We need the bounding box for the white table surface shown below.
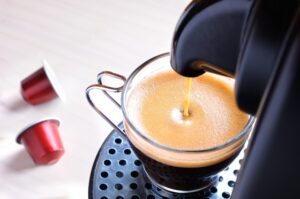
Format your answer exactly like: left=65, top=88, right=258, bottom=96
left=0, top=0, right=188, bottom=198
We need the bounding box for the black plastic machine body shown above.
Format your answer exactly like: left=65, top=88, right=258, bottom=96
left=170, top=0, right=300, bottom=198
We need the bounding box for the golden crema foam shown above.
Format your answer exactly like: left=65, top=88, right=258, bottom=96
left=125, top=70, right=249, bottom=168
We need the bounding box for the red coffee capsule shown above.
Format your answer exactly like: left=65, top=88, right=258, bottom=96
left=16, top=118, right=64, bottom=165
left=21, top=60, right=65, bottom=105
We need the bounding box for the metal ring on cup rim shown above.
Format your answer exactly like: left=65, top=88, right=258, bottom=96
left=16, top=117, right=61, bottom=144
left=121, top=52, right=256, bottom=153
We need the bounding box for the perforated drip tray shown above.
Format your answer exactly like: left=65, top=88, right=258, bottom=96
left=89, top=123, right=245, bottom=199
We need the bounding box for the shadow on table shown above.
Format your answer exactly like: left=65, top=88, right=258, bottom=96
left=0, top=90, right=29, bottom=112
left=7, top=149, right=35, bottom=171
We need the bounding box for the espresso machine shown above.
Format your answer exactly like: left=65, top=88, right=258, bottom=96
left=170, top=0, right=300, bottom=198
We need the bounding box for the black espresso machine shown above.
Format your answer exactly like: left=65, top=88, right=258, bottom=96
left=170, top=0, right=300, bottom=198
left=87, top=0, right=300, bottom=198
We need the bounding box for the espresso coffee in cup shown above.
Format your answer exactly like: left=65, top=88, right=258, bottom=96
left=86, top=53, right=254, bottom=195
left=124, top=70, right=250, bottom=192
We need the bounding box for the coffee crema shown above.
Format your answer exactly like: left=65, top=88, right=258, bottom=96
left=125, top=70, right=249, bottom=168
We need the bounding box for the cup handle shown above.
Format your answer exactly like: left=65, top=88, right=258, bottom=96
left=86, top=71, right=127, bottom=135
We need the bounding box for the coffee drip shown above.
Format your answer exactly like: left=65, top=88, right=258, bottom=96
left=183, top=77, right=192, bottom=118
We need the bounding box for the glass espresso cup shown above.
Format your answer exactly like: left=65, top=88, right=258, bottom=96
left=86, top=53, right=254, bottom=195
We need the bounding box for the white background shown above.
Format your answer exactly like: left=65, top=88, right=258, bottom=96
left=0, top=0, right=188, bottom=198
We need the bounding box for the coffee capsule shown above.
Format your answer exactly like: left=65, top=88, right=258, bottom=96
left=16, top=118, right=64, bottom=165
left=21, top=60, right=65, bottom=105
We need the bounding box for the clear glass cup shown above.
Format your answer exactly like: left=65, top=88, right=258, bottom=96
left=86, top=53, right=255, bottom=196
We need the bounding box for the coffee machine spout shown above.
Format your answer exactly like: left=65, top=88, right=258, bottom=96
left=170, top=0, right=251, bottom=77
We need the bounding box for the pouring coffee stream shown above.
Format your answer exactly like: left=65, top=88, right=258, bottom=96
left=182, top=64, right=234, bottom=119
left=183, top=77, right=192, bottom=117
